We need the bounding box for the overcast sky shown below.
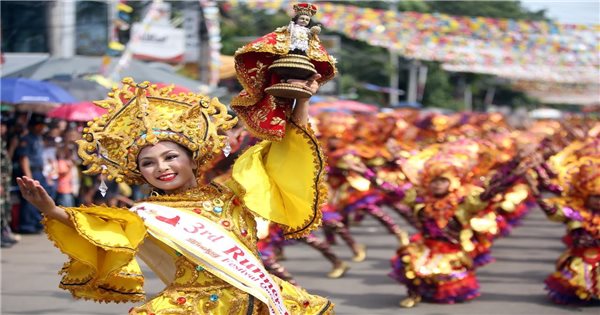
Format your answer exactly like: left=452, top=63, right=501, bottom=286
left=520, top=0, right=600, bottom=25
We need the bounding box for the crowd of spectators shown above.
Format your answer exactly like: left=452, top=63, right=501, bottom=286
left=0, top=112, right=139, bottom=248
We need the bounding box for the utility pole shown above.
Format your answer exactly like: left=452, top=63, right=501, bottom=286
left=407, top=60, right=418, bottom=103
left=49, top=0, right=76, bottom=58
left=464, top=84, right=473, bottom=111
left=388, top=0, right=399, bottom=106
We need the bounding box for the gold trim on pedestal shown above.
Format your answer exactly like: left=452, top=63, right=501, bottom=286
left=268, top=54, right=317, bottom=80
left=265, top=83, right=312, bottom=99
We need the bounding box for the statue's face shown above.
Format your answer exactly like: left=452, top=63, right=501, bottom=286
left=297, top=15, right=310, bottom=27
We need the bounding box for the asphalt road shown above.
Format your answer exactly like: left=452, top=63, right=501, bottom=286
left=1, top=207, right=597, bottom=314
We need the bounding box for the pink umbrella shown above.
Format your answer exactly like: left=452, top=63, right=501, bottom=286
left=154, top=82, right=192, bottom=94
left=46, top=101, right=108, bottom=122
left=309, top=99, right=378, bottom=115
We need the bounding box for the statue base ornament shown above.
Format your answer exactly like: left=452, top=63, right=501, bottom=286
left=265, top=54, right=317, bottom=99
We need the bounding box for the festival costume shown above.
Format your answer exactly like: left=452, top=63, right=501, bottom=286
left=257, top=222, right=298, bottom=286
left=327, top=149, right=406, bottom=241
left=536, top=139, right=600, bottom=305
left=389, top=185, right=486, bottom=304
left=388, top=140, right=520, bottom=306
left=321, top=203, right=366, bottom=263
left=43, top=79, right=334, bottom=315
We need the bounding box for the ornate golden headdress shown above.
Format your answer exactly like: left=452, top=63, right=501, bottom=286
left=421, top=156, right=469, bottom=192
left=77, top=78, right=237, bottom=185
left=554, top=151, right=600, bottom=199
left=402, top=139, right=480, bottom=193
left=293, top=2, right=317, bottom=17
left=572, top=157, right=600, bottom=198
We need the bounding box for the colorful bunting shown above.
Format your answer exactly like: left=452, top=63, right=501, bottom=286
left=237, top=1, right=599, bottom=84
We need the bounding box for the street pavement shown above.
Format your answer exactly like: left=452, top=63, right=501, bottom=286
left=1, top=207, right=597, bottom=314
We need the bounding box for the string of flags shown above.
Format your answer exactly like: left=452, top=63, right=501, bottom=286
left=237, top=1, right=599, bottom=84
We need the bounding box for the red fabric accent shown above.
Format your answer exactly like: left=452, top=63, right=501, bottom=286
left=11, top=203, right=20, bottom=231
left=155, top=215, right=181, bottom=227
left=410, top=233, right=423, bottom=242
left=257, top=239, right=268, bottom=251
left=562, top=234, right=573, bottom=247
left=434, top=271, right=479, bottom=302
left=345, top=189, right=378, bottom=204
left=571, top=247, right=600, bottom=264
left=232, top=96, right=290, bottom=140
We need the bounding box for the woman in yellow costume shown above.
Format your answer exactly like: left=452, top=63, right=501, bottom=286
left=16, top=76, right=334, bottom=315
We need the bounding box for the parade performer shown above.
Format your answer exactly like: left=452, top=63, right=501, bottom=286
left=388, top=142, right=528, bottom=308
left=328, top=150, right=407, bottom=244
left=257, top=216, right=352, bottom=281
left=321, top=201, right=366, bottom=263
left=16, top=77, right=334, bottom=315
left=531, top=139, right=600, bottom=305
left=256, top=220, right=298, bottom=286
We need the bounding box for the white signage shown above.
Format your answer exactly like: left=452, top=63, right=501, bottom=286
left=130, top=22, right=185, bottom=63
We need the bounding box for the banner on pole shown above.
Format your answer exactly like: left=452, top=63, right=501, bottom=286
left=130, top=23, right=185, bottom=63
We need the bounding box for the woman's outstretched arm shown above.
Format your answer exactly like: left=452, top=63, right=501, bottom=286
left=16, top=176, right=74, bottom=228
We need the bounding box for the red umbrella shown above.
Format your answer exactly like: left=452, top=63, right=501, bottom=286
left=46, top=101, right=108, bottom=122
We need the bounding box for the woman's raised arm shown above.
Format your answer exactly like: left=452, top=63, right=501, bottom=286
left=16, top=176, right=73, bottom=228
left=289, top=73, right=322, bottom=127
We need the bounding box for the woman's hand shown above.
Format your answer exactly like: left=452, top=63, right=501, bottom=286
left=17, top=176, right=72, bottom=227
left=288, top=73, right=322, bottom=126
left=17, top=176, right=56, bottom=214
left=287, top=73, right=321, bottom=97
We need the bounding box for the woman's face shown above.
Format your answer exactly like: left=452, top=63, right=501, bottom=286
left=297, top=14, right=310, bottom=27
left=138, top=141, right=197, bottom=194
left=429, top=177, right=451, bottom=197
left=586, top=194, right=600, bottom=213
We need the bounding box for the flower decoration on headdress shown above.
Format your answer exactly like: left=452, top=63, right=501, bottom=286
left=293, top=2, right=317, bottom=17
left=549, top=138, right=600, bottom=174
left=77, top=78, right=237, bottom=185
left=552, top=138, right=600, bottom=199
left=571, top=157, right=600, bottom=198
left=553, top=156, right=600, bottom=200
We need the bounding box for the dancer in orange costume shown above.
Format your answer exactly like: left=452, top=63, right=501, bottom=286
left=531, top=138, right=600, bottom=305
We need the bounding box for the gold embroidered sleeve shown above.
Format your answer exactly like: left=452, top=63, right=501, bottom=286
left=455, top=186, right=488, bottom=225
left=231, top=122, right=326, bottom=239
left=44, top=205, right=147, bottom=303
left=401, top=187, right=418, bottom=207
